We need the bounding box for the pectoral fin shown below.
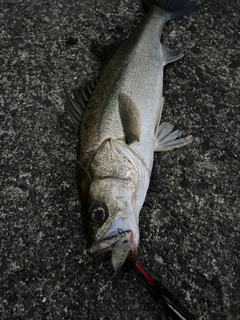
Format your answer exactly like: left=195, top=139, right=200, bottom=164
left=118, top=93, right=141, bottom=145
left=155, top=122, right=193, bottom=151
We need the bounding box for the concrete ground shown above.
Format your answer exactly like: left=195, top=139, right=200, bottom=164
left=1, top=0, right=239, bottom=319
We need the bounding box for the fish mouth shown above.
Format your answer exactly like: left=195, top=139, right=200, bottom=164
left=88, top=230, right=138, bottom=270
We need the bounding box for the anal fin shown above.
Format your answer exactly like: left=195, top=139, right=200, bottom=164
left=162, top=44, right=184, bottom=65
left=155, top=122, right=192, bottom=151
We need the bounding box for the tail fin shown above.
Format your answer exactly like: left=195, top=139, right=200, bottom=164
left=143, top=0, right=198, bottom=20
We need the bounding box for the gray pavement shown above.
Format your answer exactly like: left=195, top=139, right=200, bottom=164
left=1, top=0, right=239, bottom=319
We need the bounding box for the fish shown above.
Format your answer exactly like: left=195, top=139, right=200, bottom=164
left=62, top=0, right=198, bottom=271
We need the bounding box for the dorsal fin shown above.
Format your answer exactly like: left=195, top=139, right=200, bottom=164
left=91, top=36, right=123, bottom=63
left=118, top=93, right=141, bottom=145
left=73, top=79, right=96, bottom=107
left=61, top=79, right=97, bottom=130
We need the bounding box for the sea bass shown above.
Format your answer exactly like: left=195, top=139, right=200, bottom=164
left=62, top=0, right=197, bottom=271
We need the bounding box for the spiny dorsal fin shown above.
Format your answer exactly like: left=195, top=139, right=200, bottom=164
left=60, top=90, right=83, bottom=129
left=61, top=79, right=97, bottom=130
left=162, top=44, right=184, bottom=65
left=74, top=79, right=96, bottom=107
left=118, top=93, right=141, bottom=145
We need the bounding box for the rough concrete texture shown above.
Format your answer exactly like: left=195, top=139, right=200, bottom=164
left=1, top=0, right=239, bottom=319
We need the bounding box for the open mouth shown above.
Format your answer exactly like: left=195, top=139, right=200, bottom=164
left=88, top=230, right=134, bottom=270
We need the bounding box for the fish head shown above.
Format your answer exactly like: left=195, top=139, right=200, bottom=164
left=88, top=176, right=139, bottom=270
left=80, top=138, right=149, bottom=270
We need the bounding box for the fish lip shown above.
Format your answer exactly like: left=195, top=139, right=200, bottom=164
left=88, top=229, right=138, bottom=271
left=87, top=235, right=118, bottom=257
left=87, top=230, right=132, bottom=257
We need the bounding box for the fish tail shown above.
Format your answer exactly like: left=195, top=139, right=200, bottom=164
left=143, top=0, right=198, bottom=20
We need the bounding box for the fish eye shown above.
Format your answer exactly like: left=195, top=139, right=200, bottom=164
left=89, top=202, right=108, bottom=224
